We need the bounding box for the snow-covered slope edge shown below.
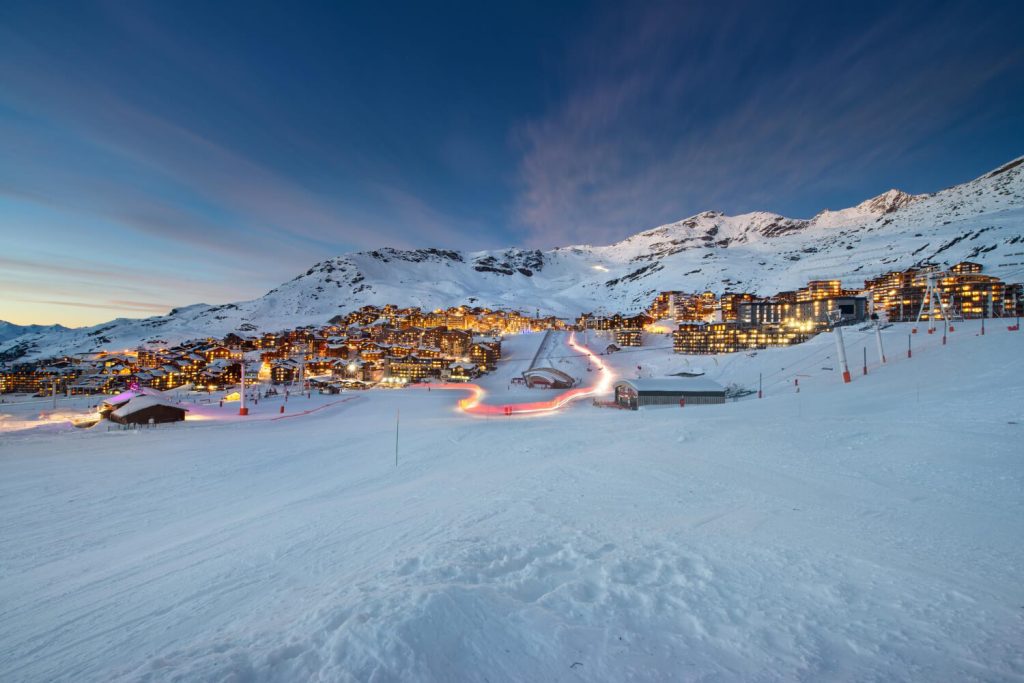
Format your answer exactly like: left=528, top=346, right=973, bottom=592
left=4, top=155, right=1022, bottom=361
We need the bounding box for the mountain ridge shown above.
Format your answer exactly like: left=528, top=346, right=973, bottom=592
left=4, top=155, right=1022, bottom=362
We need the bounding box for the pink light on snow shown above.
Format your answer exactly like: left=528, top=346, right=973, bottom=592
left=431, top=332, right=615, bottom=417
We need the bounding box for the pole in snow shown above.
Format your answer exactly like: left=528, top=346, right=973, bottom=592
left=833, top=323, right=852, bottom=383
left=52, top=380, right=57, bottom=409
left=239, top=361, right=248, bottom=416
left=942, top=320, right=947, bottom=346
left=758, top=372, right=763, bottom=399
left=907, top=334, right=912, bottom=359
left=927, top=272, right=937, bottom=334
left=395, top=408, right=400, bottom=467
left=863, top=347, right=868, bottom=375
left=874, top=321, right=886, bottom=364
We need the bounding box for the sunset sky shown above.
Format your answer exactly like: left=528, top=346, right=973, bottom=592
left=2, top=0, right=1022, bottom=326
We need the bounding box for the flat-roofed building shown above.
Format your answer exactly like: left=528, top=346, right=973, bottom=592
left=613, top=378, right=725, bottom=409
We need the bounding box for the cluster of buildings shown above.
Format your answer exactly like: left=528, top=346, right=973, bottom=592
left=0, top=305, right=544, bottom=396
left=583, top=261, right=1020, bottom=356
left=4, top=263, right=1022, bottom=395
left=257, top=305, right=519, bottom=387
left=864, top=261, right=1023, bottom=321
left=0, top=341, right=245, bottom=396
left=628, top=279, right=865, bottom=355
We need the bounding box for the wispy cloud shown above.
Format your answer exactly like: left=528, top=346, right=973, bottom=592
left=513, top=2, right=1024, bottom=247
left=0, top=16, right=483, bottom=268
left=18, top=298, right=171, bottom=314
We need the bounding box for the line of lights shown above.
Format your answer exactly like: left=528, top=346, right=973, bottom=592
left=426, top=332, right=615, bottom=417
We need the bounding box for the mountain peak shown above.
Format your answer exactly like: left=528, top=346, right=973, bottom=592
left=857, top=189, right=923, bottom=215
left=3, top=155, right=1022, bottom=363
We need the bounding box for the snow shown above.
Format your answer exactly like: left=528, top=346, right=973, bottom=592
left=615, top=377, right=724, bottom=393
left=1, top=323, right=1022, bottom=680
left=4, top=155, right=1022, bottom=362
left=109, top=394, right=188, bottom=419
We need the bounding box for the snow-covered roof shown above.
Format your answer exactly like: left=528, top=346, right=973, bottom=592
left=110, top=395, right=188, bottom=419
left=472, top=336, right=501, bottom=345
left=616, top=378, right=724, bottom=394
left=104, top=389, right=140, bottom=405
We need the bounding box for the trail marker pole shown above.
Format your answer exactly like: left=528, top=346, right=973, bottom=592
left=395, top=408, right=400, bottom=467
left=239, top=361, right=248, bottom=416
left=907, top=334, right=912, bottom=359
left=833, top=324, right=852, bottom=383
left=863, top=347, right=868, bottom=375
left=758, top=373, right=763, bottom=399
left=874, top=321, right=886, bottom=364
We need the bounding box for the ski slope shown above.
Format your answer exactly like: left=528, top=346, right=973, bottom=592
left=1, top=324, right=1022, bottom=681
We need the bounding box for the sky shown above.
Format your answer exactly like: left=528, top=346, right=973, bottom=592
left=1, top=0, right=1022, bottom=327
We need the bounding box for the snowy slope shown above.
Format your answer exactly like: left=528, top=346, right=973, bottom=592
left=0, top=321, right=69, bottom=345
left=0, top=323, right=1021, bottom=680
left=4, top=156, right=1022, bottom=361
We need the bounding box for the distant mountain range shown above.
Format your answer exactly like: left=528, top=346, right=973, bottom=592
left=0, top=322, right=70, bottom=346
left=4, top=156, right=1022, bottom=362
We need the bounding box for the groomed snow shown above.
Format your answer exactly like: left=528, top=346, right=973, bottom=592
left=1, top=324, right=1022, bottom=681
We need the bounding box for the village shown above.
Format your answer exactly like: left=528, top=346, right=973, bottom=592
left=1, top=260, right=1021, bottom=426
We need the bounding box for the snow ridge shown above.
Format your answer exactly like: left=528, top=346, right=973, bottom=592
left=3, top=156, right=1023, bottom=361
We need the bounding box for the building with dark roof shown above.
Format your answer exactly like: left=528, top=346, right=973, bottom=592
left=614, top=378, right=725, bottom=409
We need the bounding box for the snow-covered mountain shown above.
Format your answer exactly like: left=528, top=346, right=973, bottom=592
left=0, top=322, right=70, bottom=345
left=4, top=156, right=1023, bottom=361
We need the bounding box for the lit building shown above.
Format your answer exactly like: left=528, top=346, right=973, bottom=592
left=614, top=329, right=642, bottom=347
left=673, top=322, right=810, bottom=355
left=865, top=263, right=1013, bottom=321
left=719, top=292, right=755, bottom=321
left=470, top=338, right=501, bottom=371
left=796, top=280, right=844, bottom=302
left=736, top=297, right=866, bottom=328
left=648, top=291, right=684, bottom=320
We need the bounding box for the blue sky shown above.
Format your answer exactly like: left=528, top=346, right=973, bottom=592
left=1, top=0, right=1022, bottom=326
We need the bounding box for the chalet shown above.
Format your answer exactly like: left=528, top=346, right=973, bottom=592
left=614, top=329, right=642, bottom=347
left=99, top=390, right=137, bottom=417
left=202, top=345, right=235, bottom=362
left=387, top=355, right=447, bottom=382
left=445, top=361, right=479, bottom=382
left=271, top=360, right=300, bottom=384
left=68, top=373, right=115, bottom=395
left=333, top=358, right=375, bottom=382
left=470, top=336, right=501, bottom=371
left=109, top=395, right=188, bottom=425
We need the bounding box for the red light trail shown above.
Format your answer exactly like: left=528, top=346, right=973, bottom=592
left=426, top=332, right=615, bottom=417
